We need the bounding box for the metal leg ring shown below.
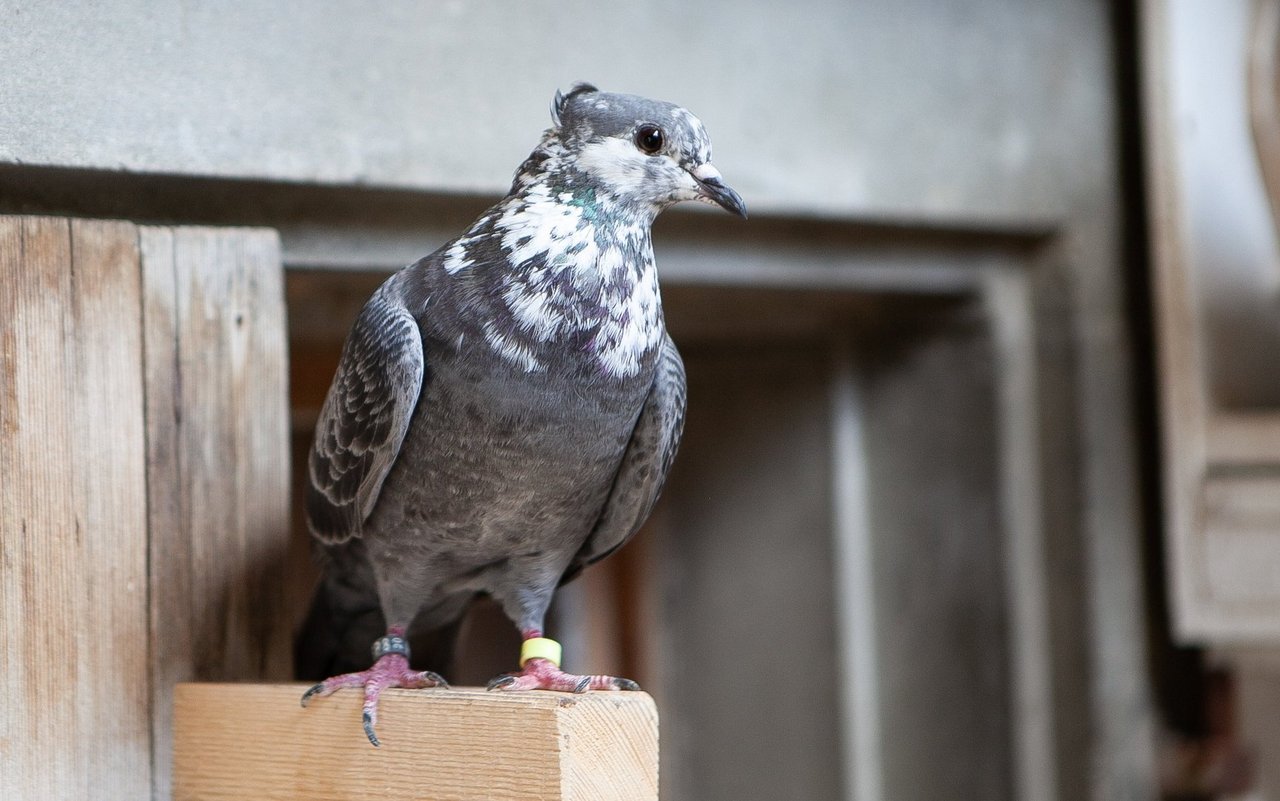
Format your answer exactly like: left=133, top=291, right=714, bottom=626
left=372, top=634, right=411, bottom=661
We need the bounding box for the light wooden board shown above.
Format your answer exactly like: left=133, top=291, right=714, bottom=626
left=140, top=225, right=293, bottom=799
left=172, top=684, right=658, bottom=801
left=1, top=214, right=293, bottom=801
left=0, top=216, right=151, bottom=801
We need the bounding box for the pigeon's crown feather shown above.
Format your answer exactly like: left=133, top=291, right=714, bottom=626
left=550, top=82, right=599, bottom=128
left=551, top=84, right=712, bottom=167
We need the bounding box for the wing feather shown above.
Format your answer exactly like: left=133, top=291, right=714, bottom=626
left=562, top=334, right=686, bottom=583
left=305, top=283, right=425, bottom=545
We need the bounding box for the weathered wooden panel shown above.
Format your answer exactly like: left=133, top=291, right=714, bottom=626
left=141, top=225, right=292, bottom=800
left=0, top=217, right=151, bottom=800
left=0, top=214, right=291, bottom=801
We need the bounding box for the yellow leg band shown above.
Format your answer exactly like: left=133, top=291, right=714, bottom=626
left=519, top=637, right=562, bottom=668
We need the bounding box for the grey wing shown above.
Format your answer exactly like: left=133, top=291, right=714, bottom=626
left=305, top=285, right=425, bottom=545
left=562, top=334, right=687, bottom=584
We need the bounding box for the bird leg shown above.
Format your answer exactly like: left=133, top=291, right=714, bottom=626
left=486, top=630, right=640, bottom=693
left=299, top=629, right=447, bottom=747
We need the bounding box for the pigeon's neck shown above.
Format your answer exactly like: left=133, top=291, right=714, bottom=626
left=510, top=132, right=659, bottom=226
left=436, top=164, right=664, bottom=380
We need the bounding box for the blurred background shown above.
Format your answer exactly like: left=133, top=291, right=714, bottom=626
left=6, top=0, right=1280, bottom=799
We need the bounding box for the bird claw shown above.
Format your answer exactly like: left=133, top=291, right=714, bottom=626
left=299, top=682, right=327, bottom=708
left=486, top=675, right=517, bottom=691
left=417, top=670, right=450, bottom=689
left=300, top=653, right=446, bottom=747
left=363, top=710, right=380, bottom=748
left=485, top=658, right=640, bottom=693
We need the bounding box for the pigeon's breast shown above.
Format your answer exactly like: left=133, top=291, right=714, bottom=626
left=440, top=189, right=665, bottom=381
left=483, top=240, right=664, bottom=381
left=368, top=194, right=666, bottom=564
left=365, top=346, right=655, bottom=566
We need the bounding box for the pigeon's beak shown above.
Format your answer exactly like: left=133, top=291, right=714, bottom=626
left=690, top=163, right=748, bottom=219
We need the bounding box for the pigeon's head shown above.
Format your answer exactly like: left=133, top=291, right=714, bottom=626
left=547, top=83, right=747, bottom=220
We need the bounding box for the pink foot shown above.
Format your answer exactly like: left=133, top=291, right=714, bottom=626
left=485, top=657, right=640, bottom=693
left=300, top=653, right=447, bottom=747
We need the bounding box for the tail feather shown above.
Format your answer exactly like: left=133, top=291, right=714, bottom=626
left=294, top=541, right=384, bottom=680
left=293, top=539, right=466, bottom=681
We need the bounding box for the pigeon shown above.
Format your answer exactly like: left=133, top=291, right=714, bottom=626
left=295, top=83, right=746, bottom=746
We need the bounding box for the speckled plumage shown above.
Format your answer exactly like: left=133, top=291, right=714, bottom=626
left=295, top=85, right=744, bottom=707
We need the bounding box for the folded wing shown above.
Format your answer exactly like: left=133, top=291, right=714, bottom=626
left=563, top=334, right=687, bottom=583
left=306, top=285, right=425, bottom=545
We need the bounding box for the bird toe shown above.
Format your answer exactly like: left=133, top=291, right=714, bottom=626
left=362, top=710, right=381, bottom=748
left=416, top=670, right=449, bottom=689
left=486, top=675, right=518, bottom=691
left=300, top=683, right=326, bottom=708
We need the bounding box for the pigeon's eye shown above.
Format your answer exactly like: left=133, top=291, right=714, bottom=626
left=634, top=124, right=665, bottom=155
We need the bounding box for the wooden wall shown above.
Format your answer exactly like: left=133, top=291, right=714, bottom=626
left=0, top=216, right=292, bottom=801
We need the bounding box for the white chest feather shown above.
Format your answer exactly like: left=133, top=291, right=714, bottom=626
left=462, top=188, right=663, bottom=377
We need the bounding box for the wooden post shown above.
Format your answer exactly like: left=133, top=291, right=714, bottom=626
left=0, top=215, right=292, bottom=801
left=1, top=217, right=152, bottom=801
left=140, top=225, right=294, bottom=798
left=172, top=684, right=659, bottom=801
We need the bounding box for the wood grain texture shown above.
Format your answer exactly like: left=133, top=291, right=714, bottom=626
left=172, top=684, right=658, bottom=801
left=0, top=216, right=151, bottom=801
left=141, top=225, right=293, bottom=800
left=2, top=215, right=293, bottom=800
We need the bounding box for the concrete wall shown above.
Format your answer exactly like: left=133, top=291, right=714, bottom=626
left=3, top=0, right=1110, bottom=223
